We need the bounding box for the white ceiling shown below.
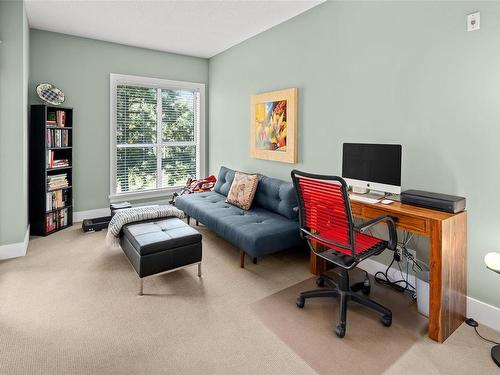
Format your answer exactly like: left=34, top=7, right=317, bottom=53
left=25, top=0, right=324, bottom=58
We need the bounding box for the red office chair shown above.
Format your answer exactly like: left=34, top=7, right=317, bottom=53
left=291, top=170, right=397, bottom=338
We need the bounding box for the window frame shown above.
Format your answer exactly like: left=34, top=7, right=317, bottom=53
left=109, top=73, right=206, bottom=202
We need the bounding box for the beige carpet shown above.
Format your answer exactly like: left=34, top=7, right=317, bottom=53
left=0, top=222, right=498, bottom=374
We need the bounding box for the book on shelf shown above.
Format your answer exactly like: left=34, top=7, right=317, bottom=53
left=47, top=112, right=56, bottom=121
left=46, top=190, right=68, bottom=212
left=45, top=207, right=69, bottom=232
left=46, top=128, right=69, bottom=148
left=52, top=159, right=69, bottom=168
left=46, top=150, right=70, bottom=168
left=47, top=173, right=69, bottom=190
left=56, top=110, right=66, bottom=127
left=47, top=111, right=66, bottom=128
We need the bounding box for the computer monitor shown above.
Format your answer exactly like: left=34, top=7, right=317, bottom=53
left=342, top=143, right=402, bottom=195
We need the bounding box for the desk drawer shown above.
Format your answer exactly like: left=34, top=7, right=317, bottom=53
left=363, top=207, right=429, bottom=234
left=350, top=203, right=362, bottom=217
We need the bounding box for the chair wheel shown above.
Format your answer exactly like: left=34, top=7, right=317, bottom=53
left=296, top=297, right=305, bottom=308
left=335, top=325, right=346, bottom=338
left=316, top=277, right=325, bottom=287
left=381, top=315, right=392, bottom=327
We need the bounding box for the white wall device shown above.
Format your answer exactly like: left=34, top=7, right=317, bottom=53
left=467, top=12, right=480, bottom=32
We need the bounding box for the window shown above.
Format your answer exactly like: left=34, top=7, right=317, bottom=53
left=110, top=74, right=205, bottom=201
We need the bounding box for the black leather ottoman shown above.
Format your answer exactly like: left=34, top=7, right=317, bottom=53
left=120, top=217, right=202, bottom=295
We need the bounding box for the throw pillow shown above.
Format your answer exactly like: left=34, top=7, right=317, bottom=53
left=226, top=171, right=259, bottom=210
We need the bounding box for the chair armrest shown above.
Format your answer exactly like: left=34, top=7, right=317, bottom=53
left=355, top=216, right=398, bottom=250
left=300, top=228, right=354, bottom=254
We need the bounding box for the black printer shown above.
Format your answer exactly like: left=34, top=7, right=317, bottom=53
left=401, top=190, right=466, bottom=214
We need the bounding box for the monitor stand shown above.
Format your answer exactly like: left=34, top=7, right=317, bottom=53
left=351, top=187, right=386, bottom=199
left=352, top=186, right=369, bottom=194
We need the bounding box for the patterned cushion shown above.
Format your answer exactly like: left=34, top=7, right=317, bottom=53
left=226, top=172, right=259, bottom=210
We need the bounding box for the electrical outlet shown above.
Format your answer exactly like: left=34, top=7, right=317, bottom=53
left=467, top=12, right=480, bottom=32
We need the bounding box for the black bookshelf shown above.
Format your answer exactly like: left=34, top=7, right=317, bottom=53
left=29, top=105, right=73, bottom=236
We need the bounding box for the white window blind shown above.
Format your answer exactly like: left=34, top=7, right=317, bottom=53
left=110, top=75, right=204, bottom=199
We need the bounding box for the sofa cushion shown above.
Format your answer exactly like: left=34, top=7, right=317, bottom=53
left=214, top=166, right=297, bottom=219
left=176, top=191, right=302, bottom=257
left=217, top=208, right=301, bottom=257
left=226, top=171, right=259, bottom=210
left=214, top=166, right=235, bottom=196
left=253, top=175, right=298, bottom=220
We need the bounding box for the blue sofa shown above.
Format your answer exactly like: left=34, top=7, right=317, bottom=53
left=175, top=166, right=303, bottom=267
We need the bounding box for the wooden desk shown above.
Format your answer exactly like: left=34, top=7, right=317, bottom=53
left=310, top=199, right=467, bottom=343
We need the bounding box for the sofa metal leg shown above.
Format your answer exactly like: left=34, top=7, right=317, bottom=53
left=240, top=250, right=245, bottom=268
left=187, top=216, right=190, bottom=225
left=196, top=220, right=199, bottom=226
left=197, top=262, right=202, bottom=277
left=139, top=278, right=144, bottom=296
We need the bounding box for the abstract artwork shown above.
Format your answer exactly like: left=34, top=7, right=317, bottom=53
left=250, top=88, right=297, bottom=163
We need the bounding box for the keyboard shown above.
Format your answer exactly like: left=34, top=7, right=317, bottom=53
left=349, top=194, right=382, bottom=204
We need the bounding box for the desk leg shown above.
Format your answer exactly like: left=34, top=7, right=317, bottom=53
left=428, top=212, right=467, bottom=343
left=309, top=243, right=332, bottom=275
left=310, top=251, right=326, bottom=275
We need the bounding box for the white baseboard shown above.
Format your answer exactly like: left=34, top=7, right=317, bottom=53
left=467, top=297, right=500, bottom=332
left=357, top=257, right=417, bottom=287
left=358, top=258, right=500, bottom=333
left=73, top=207, right=110, bottom=223
left=0, top=225, right=30, bottom=260
left=73, top=200, right=168, bottom=223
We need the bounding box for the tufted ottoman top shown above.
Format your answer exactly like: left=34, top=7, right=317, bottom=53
left=122, top=218, right=201, bottom=256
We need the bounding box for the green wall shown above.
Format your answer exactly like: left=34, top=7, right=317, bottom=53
left=208, top=2, right=500, bottom=307
left=29, top=30, right=209, bottom=211
left=0, top=0, right=29, bottom=246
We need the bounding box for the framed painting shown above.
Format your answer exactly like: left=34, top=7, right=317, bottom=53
left=250, top=88, right=297, bottom=163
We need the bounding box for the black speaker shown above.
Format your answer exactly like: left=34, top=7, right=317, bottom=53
left=401, top=190, right=466, bottom=213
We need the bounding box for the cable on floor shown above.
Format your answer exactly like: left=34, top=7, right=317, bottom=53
left=465, top=318, right=500, bottom=345
left=373, top=230, right=425, bottom=298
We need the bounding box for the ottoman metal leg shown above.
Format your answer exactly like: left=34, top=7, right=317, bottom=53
left=137, top=262, right=201, bottom=295
left=139, top=278, right=144, bottom=296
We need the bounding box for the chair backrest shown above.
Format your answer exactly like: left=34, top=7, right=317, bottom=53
left=291, top=170, right=355, bottom=254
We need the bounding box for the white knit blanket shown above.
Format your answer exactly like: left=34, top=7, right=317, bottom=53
left=106, top=205, right=185, bottom=248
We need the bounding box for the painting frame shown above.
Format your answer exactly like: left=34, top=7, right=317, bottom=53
left=250, top=88, right=298, bottom=164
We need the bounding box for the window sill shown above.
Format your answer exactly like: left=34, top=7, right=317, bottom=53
left=109, top=187, right=181, bottom=204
